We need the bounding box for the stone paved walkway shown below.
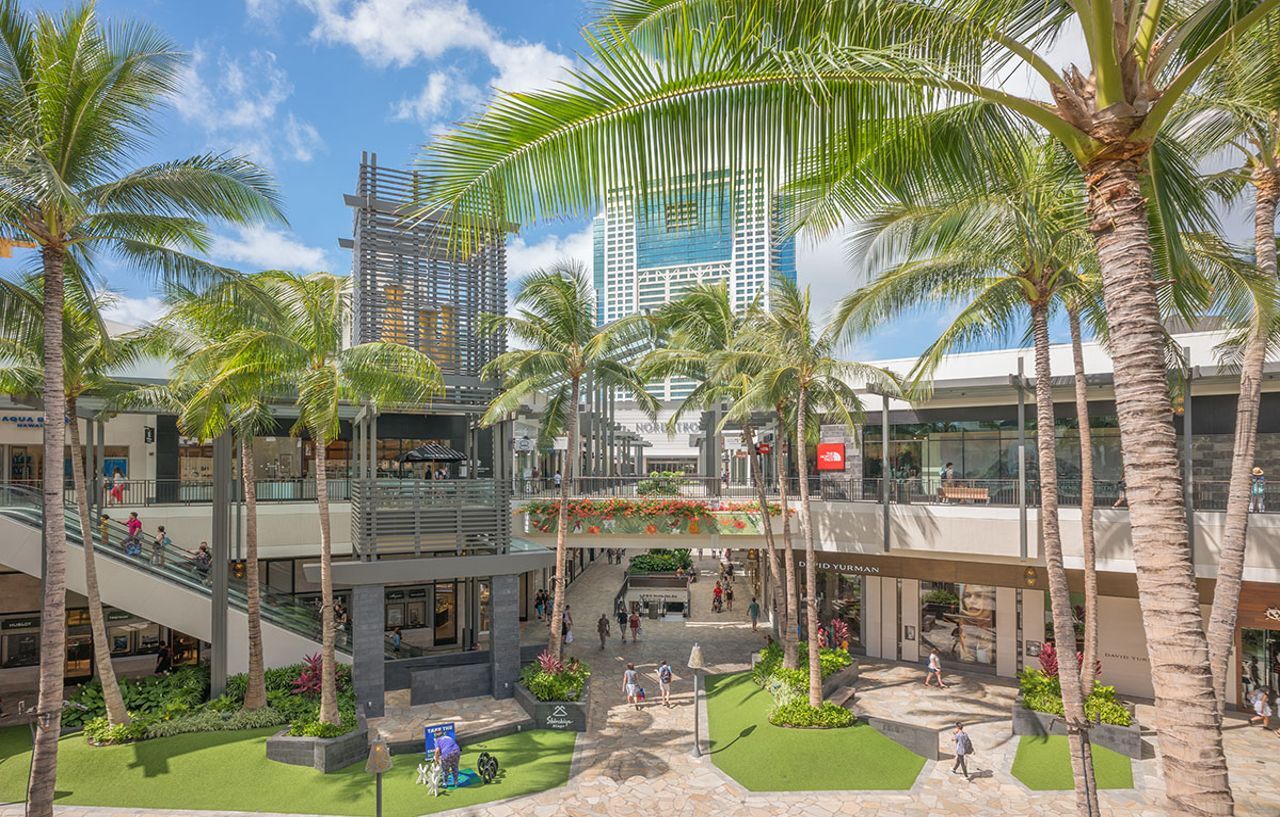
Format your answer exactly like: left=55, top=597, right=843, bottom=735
left=367, top=692, right=532, bottom=747
left=4, top=555, right=1278, bottom=817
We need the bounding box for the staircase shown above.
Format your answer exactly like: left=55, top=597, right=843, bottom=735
left=0, top=485, right=352, bottom=674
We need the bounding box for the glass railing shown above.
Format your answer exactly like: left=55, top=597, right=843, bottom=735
left=0, top=485, right=358, bottom=654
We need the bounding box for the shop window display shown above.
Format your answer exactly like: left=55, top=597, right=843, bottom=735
left=816, top=570, right=864, bottom=650
left=920, top=581, right=996, bottom=667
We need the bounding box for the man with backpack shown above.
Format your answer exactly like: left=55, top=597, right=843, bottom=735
left=657, top=660, right=674, bottom=707
left=952, top=722, right=974, bottom=780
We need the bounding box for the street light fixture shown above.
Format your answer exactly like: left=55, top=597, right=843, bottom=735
left=688, top=642, right=705, bottom=757
left=365, top=734, right=393, bottom=817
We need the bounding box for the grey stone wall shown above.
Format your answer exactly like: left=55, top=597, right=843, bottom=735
left=859, top=716, right=939, bottom=760
left=351, top=583, right=386, bottom=718
left=1011, top=701, right=1143, bottom=759
left=410, top=662, right=492, bottom=705
left=266, top=728, right=370, bottom=773
left=489, top=573, right=520, bottom=699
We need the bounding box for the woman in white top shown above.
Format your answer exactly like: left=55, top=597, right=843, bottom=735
left=623, top=663, right=642, bottom=710
left=924, top=648, right=948, bottom=688
left=1248, top=688, right=1272, bottom=729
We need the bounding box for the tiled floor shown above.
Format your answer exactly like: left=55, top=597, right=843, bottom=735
left=5, top=555, right=1278, bottom=817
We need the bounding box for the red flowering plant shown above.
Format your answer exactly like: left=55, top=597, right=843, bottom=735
left=519, top=498, right=714, bottom=533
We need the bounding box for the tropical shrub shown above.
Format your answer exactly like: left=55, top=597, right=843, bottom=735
left=768, top=701, right=855, bottom=728
left=144, top=706, right=290, bottom=739
left=520, top=651, right=591, bottom=701
left=83, top=716, right=151, bottom=745
left=1018, top=668, right=1132, bottom=727
left=636, top=470, right=688, bottom=496
left=64, top=665, right=208, bottom=727
left=628, top=548, right=693, bottom=573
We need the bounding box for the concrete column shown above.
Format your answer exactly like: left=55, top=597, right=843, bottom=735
left=1016, top=358, right=1028, bottom=560
left=996, top=586, right=1018, bottom=678
left=863, top=577, right=883, bottom=657
left=489, top=573, right=520, bottom=699
left=899, top=579, right=920, bottom=663
left=1021, top=589, right=1046, bottom=669
left=880, top=578, right=898, bottom=661
left=352, top=583, right=386, bottom=718
left=210, top=430, right=232, bottom=698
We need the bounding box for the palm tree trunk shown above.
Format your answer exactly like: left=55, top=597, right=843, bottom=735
left=315, top=440, right=339, bottom=725
left=776, top=408, right=799, bottom=670
left=1086, top=155, right=1230, bottom=817
left=794, top=387, right=823, bottom=709
left=547, top=379, right=579, bottom=657
left=28, top=246, right=69, bottom=817
left=241, top=442, right=267, bottom=710
left=1206, top=167, right=1277, bottom=711
left=1033, top=304, right=1100, bottom=817
left=743, top=424, right=785, bottom=633
left=67, top=400, right=129, bottom=725
left=1068, top=307, right=1100, bottom=696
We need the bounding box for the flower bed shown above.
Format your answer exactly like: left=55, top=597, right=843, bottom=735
left=627, top=548, right=693, bottom=573
left=752, top=642, right=857, bottom=729
left=514, top=651, right=591, bottom=732
left=521, top=498, right=785, bottom=535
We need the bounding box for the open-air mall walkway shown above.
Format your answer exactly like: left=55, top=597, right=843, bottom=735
left=3, top=556, right=1277, bottom=817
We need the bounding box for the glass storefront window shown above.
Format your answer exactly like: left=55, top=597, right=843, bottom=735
left=479, top=581, right=491, bottom=634
left=108, top=625, right=132, bottom=655
left=435, top=583, right=457, bottom=645
left=816, top=570, right=864, bottom=650
left=1241, top=628, right=1280, bottom=703
left=2, top=633, right=38, bottom=668
left=920, top=581, right=997, bottom=667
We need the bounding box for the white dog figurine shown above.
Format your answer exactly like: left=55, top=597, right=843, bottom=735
left=415, top=760, right=443, bottom=796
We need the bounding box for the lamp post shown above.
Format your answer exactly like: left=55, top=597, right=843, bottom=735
left=688, top=642, right=705, bottom=757
left=365, top=734, right=393, bottom=817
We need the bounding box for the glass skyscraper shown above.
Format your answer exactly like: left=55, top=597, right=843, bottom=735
left=592, top=169, right=798, bottom=400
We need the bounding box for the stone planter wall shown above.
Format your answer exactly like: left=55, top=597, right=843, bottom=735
left=858, top=715, right=939, bottom=760
left=820, top=662, right=860, bottom=699
left=1012, top=701, right=1143, bottom=759
left=266, top=728, right=369, bottom=773
left=513, top=683, right=589, bottom=732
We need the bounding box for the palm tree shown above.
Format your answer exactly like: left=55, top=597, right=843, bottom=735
left=640, top=283, right=791, bottom=647
left=200, top=271, right=444, bottom=724
left=738, top=281, right=898, bottom=708
left=837, top=140, right=1109, bottom=811
left=0, top=5, right=280, bottom=809
left=415, top=3, right=1280, bottom=808
left=149, top=279, right=286, bottom=711
left=0, top=276, right=143, bottom=727
left=1175, top=16, right=1280, bottom=709
left=480, top=261, right=657, bottom=656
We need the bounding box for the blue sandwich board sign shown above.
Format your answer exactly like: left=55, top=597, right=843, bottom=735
left=424, top=723, right=457, bottom=755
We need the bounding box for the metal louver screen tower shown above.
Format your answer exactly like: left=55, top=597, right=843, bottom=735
left=342, top=152, right=506, bottom=386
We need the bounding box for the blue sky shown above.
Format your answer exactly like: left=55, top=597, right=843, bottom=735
left=3, top=1, right=1241, bottom=360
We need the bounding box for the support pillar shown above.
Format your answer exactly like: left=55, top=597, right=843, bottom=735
left=1015, top=358, right=1028, bottom=561
left=1183, top=347, right=1195, bottom=564
left=352, top=583, right=387, bottom=719
left=489, top=573, right=520, bottom=699
left=881, top=394, right=890, bottom=552
left=210, top=430, right=232, bottom=698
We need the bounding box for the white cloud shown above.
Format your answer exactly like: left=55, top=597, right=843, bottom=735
left=210, top=226, right=330, bottom=271
left=173, top=47, right=324, bottom=167
left=394, top=70, right=481, bottom=124
left=505, top=226, right=594, bottom=279
left=102, top=295, right=167, bottom=330
left=246, top=0, right=285, bottom=21
left=300, top=0, right=573, bottom=125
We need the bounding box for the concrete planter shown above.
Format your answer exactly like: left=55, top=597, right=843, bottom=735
left=513, top=683, right=589, bottom=733
left=820, top=662, right=860, bottom=699
left=858, top=715, right=940, bottom=760
left=1012, top=700, right=1143, bottom=759
left=266, top=727, right=369, bottom=773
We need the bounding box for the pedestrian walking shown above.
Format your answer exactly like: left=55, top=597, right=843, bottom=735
left=597, top=614, right=611, bottom=650
left=628, top=610, right=641, bottom=642
left=390, top=626, right=402, bottom=654
left=192, top=541, right=212, bottom=583
left=951, top=723, right=973, bottom=779
left=1250, top=467, right=1266, bottom=513
left=151, top=525, right=171, bottom=566
left=553, top=470, right=562, bottom=488
left=925, top=648, right=947, bottom=688
left=747, top=597, right=760, bottom=631
left=535, top=589, right=546, bottom=620
left=1248, top=687, right=1272, bottom=729
left=725, top=584, right=734, bottom=611
left=1112, top=478, right=1127, bottom=508
left=562, top=604, right=574, bottom=644
left=154, top=641, right=173, bottom=674
left=615, top=603, right=628, bottom=641
left=725, top=561, right=735, bottom=584
left=623, top=663, right=642, bottom=710
left=657, top=660, right=674, bottom=707
left=124, top=512, right=143, bottom=556
left=712, top=581, right=723, bottom=613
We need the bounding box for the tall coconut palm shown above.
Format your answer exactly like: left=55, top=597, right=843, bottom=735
left=736, top=281, right=898, bottom=708
left=1175, top=15, right=1280, bottom=710
left=199, top=271, right=443, bottom=724
left=480, top=261, right=658, bottom=656
left=416, top=2, right=1280, bottom=808
left=0, top=4, right=280, bottom=809
left=0, top=276, right=143, bottom=727
left=147, top=278, right=287, bottom=711
left=640, top=283, right=791, bottom=646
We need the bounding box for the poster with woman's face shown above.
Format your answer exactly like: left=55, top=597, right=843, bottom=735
left=956, top=584, right=997, bottom=665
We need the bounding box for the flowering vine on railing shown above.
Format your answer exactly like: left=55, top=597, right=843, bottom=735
left=519, top=498, right=787, bottom=535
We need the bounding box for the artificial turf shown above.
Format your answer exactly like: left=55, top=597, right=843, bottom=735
left=1010, top=735, right=1134, bottom=791
left=0, top=725, right=574, bottom=816
left=704, top=671, right=926, bottom=791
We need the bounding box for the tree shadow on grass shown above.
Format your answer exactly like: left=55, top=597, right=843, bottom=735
left=711, top=724, right=755, bottom=755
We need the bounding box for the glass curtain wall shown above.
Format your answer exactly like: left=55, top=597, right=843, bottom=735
left=919, top=581, right=997, bottom=669
left=815, top=570, right=865, bottom=652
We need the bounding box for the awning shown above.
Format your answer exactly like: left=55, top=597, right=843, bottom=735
left=397, top=443, right=467, bottom=463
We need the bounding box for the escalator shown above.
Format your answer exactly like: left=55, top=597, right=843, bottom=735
left=0, top=485, right=353, bottom=673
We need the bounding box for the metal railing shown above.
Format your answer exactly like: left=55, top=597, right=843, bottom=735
left=510, top=474, right=1280, bottom=513
left=350, top=477, right=511, bottom=558
left=5, top=478, right=355, bottom=508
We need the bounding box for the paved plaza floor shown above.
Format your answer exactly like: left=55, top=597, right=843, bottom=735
left=3, top=554, right=1278, bottom=817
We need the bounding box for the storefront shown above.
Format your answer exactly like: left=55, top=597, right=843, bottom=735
left=1237, top=581, right=1280, bottom=711
left=797, top=551, right=1045, bottom=680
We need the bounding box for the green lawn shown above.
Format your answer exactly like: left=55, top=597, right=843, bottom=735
left=705, top=672, right=926, bottom=791
left=0, top=725, right=574, bottom=816
left=1010, top=735, right=1134, bottom=791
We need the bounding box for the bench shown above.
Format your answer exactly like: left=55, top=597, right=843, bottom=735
left=939, top=486, right=990, bottom=503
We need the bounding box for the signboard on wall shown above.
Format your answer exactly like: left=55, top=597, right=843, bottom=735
left=424, top=723, right=457, bottom=753
left=817, top=442, right=846, bottom=471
